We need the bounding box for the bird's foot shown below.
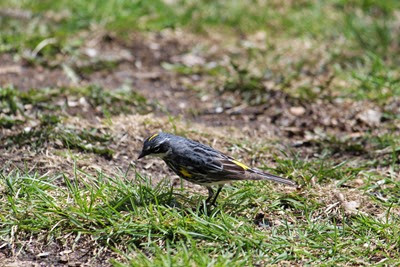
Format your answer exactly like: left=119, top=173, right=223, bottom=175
left=196, top=200, right=218, bottom=215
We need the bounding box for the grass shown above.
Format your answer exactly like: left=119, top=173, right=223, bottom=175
left=2, top=0, right=400, bottom=54
left=1, top=165, right=400, bottom=266
left=2, top=1, right=400, bottom=106
left=2, top=123, right=114, bottom=158
left=0, top=85, right=150, bottom=157
left=346, top=53, right=400, bottom=104
left=0, top=85, right=150, bottom=116
left=1, top=0, right=400, bottom=265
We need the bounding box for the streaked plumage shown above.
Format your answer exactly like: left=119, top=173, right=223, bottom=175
left=138, top=132, right=296, bottom=205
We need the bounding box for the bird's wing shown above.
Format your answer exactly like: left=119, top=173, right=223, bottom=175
left=174, top=139, right=291, bottom=184
left=200, top=155, right=251, bottom=181
left=172, top=146, right=245, bottom=182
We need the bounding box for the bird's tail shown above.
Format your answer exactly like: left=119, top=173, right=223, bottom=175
left=250, top=168, right=297, bottom=186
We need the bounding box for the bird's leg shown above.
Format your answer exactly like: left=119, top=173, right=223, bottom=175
left=205, top=186, right=214, bottom=204
left=210, top=185, right=223, bottom=206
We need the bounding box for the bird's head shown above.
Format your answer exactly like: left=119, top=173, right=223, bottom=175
left=138, top=132, right=171, bottom=159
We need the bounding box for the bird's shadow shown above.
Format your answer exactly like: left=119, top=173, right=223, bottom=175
left=108, top=190, right=223, bottom=216
left=105, top=171, right=222, bottom=215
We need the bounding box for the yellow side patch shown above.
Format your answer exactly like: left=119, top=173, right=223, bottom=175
left=148, top=133, right=159, bottom=141
left=180, top=168, right=192, bottom=178
left=232, top=159, right=250, bottom=170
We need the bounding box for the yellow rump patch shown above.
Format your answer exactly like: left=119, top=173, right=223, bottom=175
left=148, top=133, right=159, bottom=141
left=180, top=168, right=192, bottom=178
left=232, top=159, right=250, bottom=170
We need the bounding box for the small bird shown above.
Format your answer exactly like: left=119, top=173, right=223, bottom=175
left=138, top=132, right=296, bottom=206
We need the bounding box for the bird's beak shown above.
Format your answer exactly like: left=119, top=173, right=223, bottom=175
left=138, top=150, right=146, bottom=159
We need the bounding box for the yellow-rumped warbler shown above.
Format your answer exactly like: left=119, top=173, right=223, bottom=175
left=138, top=132, right=296, bottom=205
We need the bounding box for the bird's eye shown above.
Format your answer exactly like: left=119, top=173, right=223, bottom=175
left=153, top=146, right=161, bottom=153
